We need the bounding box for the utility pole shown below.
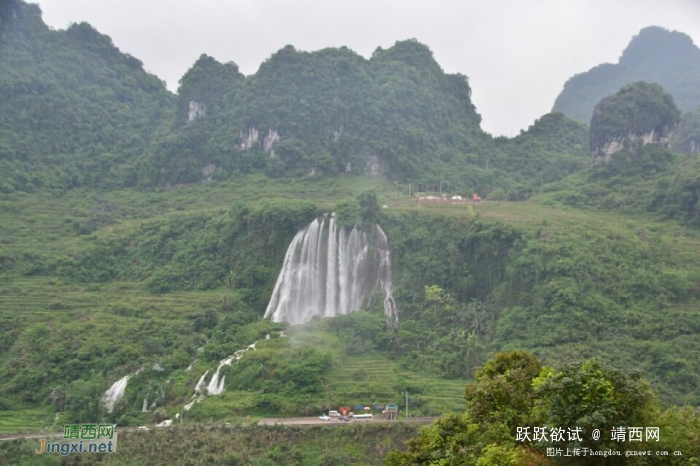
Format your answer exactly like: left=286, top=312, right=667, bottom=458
left=405, top=390, right=409, bottom=418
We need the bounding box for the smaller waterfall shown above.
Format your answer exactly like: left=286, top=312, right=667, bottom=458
left=206, top=355, right=235, bottom=396
left=181, top=339, right=261, bottom=413
left=183, top=370, right=209, bottom=411
left=142, top=396, right=149, bottom=412
left=195, top=371, right=209, bottom=393
left=103, top=375, right=130, bottom=413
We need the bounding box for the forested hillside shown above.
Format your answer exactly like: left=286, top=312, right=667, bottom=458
left=553, top=26, right=700, bottom=124
left=0, top=0, right=589, bottom=198
left=673, top=104, right=700, bottom=153
left=0, top=0, right=174, bottom=192
left=1, top=1, right=699, bottom=463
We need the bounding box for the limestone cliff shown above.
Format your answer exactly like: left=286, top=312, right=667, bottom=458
left=590, top=82, right=680, bottom=164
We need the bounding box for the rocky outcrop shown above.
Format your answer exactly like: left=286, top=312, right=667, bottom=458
left=238, top=127, right=280, bottom=156
left=332, top=125, right=344, bottom=142
left=188, top=100, right=206, bottom=122
left=364, top=155, right=383, bottom=176
left=202, top=163, right=220, bottom=181
left=239, top=127, right=259, bottom=150
left=593, top=128, right=674, bottom=163
left=589, top=82, right=680, bottom=164
left=262, top=128, right=280, bottom=156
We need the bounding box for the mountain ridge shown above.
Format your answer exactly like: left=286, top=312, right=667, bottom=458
left=553, top=26, right=700, bottom=124
left=0, top=0, right=587, bottom=197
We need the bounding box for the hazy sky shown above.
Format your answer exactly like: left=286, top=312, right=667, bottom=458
left=33, top=0, right=700, bottom=136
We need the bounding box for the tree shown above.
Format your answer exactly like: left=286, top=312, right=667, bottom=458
left=64, top=379, right=106, bottom=424
left=533, top=358, right=657, bottom=454
left=384, top=352, right=673, bottom=465
left=465, top=351, right=542, bottom=432
left=358, top=190, right=380, bottom=225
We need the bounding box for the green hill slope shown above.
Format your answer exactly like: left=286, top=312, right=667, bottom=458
left=553, top=26, right=700, bottom=124
left=0, top=0, right=588, bottom=198
left=0, top=0, right=174, bottom=192
left=1, top=179, right=699, bottom=435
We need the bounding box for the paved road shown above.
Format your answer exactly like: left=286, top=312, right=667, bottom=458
left=0, top=417, right=439, bottom=441
left=0, top=431, right=66, bottom=442
left=258, top=416, right=438, bottom=426
left=0, top=428, right=136, bottom=442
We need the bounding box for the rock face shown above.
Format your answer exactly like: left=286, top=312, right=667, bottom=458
left=262, top=129, right=280, bottom=155
left=672, top=106, right=700, bottom=154
left=363, top=155, right=383, bottom=176
left=201, top=163, right=220, bottom=181
left=239, top=127, right=259, bottom=150
left=593, top=129, right=674, bottom=163
left=188, top=100, right=206, bottom=122
left=238, top=127, right=280, bottom=156
left=590, top=82, right=680, bottom=164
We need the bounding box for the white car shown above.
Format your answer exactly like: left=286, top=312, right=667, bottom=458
left=319, top=414, right=331, bottom=421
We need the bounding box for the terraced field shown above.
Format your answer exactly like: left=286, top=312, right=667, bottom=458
left=0, top=410, right=47, bottom=435
left=0, top=278, right=222, bottom=316
left=327, top=354, right=468, bottom=414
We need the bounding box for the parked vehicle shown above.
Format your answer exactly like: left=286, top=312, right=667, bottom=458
left=352, top=414, right=373, bottom=421
left=328, top=410, right=340, bottom=417
left=319, top=414, right=331, bottom=421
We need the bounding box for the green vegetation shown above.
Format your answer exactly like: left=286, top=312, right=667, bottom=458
left=385, top=351, right=700, bottom=465
left=491, top=112, right=589, bottom=200
left=1, top=3, right=700, bottom=463
left=0, top=1, right=589, bottom=198
left=2, top=182, right=699, bottom=435
left=672, top=105, right=700, bottom=153
left=0, top=423, right=422, bottom=465
left=590, top=82, right=680, bottom=154
left=540, top=142, right=700, bottom=227
left=553, top=26, right=700, bottom=124
left=0, top=0, right=173, bottom=192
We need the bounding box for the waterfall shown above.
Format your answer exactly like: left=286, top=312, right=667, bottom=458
left=265, top=214, right=399, bottom=325
left=102, top=375, right=130, bottom=414
left=206, top=355, right=236, bottom=396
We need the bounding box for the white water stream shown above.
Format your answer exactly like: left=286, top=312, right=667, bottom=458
left=264, top=214, right=398, bottom=325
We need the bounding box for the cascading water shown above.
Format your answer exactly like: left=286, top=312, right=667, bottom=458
left=206, top=354, right=236, bottom=396
left=265, top=214, right=399, bottom=325
left=102, top=375, right=130, bottom=414
left=178, top=341, right=259, bottom=417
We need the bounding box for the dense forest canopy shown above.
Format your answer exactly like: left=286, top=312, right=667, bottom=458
left=672, top=105, right=700, bottom=153
left=0, top=0, right=174, bottom=192
left=0, top=0, right=590, bottom=198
